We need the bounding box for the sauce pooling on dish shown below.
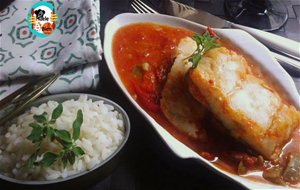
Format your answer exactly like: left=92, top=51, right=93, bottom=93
left=112, top=23, right=300, bottom=187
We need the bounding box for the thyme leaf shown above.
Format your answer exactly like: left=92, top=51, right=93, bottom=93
left=26, top=103, right=85, bottom=168
left=187, top=31, right=220, bottom=69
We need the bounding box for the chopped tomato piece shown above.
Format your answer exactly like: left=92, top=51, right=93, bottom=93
left=243, top=155, right=256, bottom=166
left=231, top=152, right=256, bottom=166
left=133, top=83, right=160, bottom=112
left=138, top=95, right=161, bottom=112
left=207, top=26, right=217, bottom=37
left=201, top=151, right=215, bottom=161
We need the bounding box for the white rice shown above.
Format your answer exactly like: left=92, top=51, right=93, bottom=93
left=0, top=95, right=125, bottom=180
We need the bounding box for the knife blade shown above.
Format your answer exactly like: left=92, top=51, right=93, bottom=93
left=162, top=0, right=300, bottom=61
left=162, top=0, right=231, bottom=28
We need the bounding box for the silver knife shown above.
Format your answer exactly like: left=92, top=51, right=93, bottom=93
left=162, top=0, right=300, bottom=62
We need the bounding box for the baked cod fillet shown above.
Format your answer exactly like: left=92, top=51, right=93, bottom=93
left=161, top=37, right=206, bottom=139
left=187, top=43, right=300, bottom=159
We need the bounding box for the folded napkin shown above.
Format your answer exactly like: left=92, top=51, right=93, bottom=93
left=0, top=63, right=99, bottom=99
left=0, top=0, right=102, bottom=100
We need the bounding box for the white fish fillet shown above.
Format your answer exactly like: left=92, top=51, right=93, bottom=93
left=160, top=38, right=206, bottom=139
left=188, top=43, right=300, bottom=159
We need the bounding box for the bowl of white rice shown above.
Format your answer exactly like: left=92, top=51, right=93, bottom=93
left=0, top=93, right=130, bottom=189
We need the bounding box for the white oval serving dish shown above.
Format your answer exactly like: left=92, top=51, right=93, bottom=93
left=104, top=13, right=299, bottom=190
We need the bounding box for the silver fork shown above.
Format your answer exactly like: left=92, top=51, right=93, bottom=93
left=130, top=0, right=300, bottom=73
left=131, top=0, right=158, bottom=14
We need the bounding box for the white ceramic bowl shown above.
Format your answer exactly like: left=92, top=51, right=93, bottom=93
left=104, top=13, right=299, bottom=190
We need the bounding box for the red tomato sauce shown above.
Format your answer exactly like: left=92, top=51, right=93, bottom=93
left=112, top=23, right=300, bottom=187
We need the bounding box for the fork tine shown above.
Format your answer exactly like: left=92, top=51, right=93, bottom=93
left=131, top=2, right=143, bottom=14
left=134, top=0, right=158, bottom=14
left=132, top=1, right=149, bottom=13
left=133, top=0, right=152, bottom=14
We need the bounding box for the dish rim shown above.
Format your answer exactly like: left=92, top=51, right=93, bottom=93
left=103, top=13, right=298, bottom=190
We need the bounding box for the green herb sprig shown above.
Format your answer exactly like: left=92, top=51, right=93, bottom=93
left=187, top=32, right=220, bottom=69
left=26, top=103, right=85, bottom=168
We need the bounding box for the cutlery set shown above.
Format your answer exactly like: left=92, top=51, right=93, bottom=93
left=131, top=0, right=300, bottom=74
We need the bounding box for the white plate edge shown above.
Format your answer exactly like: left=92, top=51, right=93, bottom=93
left=103, top=13, right=298, bottom=190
